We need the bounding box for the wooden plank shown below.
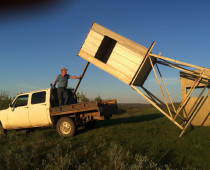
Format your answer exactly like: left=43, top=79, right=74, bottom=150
left=51, top=108, right=97, bottom=116
left=150, top=53, right=206, bottom=70
left=78, top=30, right=104, bottom=58
left=131, top=41, right=156, bottom=86
left=79, top=31, right=103, bottom=57
left=148, top=56, right=173, bottom=118
left=177, top=76, right=202, bottom=115
left=83, top=31, right=104, bottom=48
left=179, top=89, right=210, bottom=137
left=180, top=71, right=210, bottom=126
left=156, top=64, right=177, bottom=114
left=180, top=71, right=210, bottom=88
left=177, top=70, right=207, bottom=119
left=88, top=30, right=104, bottom=41
left=51, top=107, right=99, bottom=116
left=131, top=85, right=184, bottom=130
left=51, top=101, right=97, bottom=111
left=79, top=50, right=132, bottom=84
left=81, top=41, right=99, bottom=55
left=203, top=112, right=210, bottom=126
left=133, top=56, right=156, bottom=86
left=107, top=58, right=135, bottom=77
left=91, top=23, right=148, bottom=56
left=159, top=61, right=210, bottom=81
left=80, top=45, right=97, bottom=57
left=108, top=52, right=140, bottom=73
left=113, top=43, right=144, bottom=64
left=73, top=61, right=90, bottom=95
left=185, top=97, right=210, bottom=126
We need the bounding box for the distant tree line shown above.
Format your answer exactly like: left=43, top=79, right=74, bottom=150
left=0, top=91, right=12, bottom=110
left=76, top=92, right=102, bottom=102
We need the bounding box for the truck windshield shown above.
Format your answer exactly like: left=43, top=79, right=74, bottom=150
left=13, top=95, right=28, bottom=107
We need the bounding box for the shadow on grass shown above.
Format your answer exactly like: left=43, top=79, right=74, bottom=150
left=96, top=113, right=163, bottom=129
left=180, top=125, right=195, bottom=137
left=77, top=113, right=163, bottom=135
left=5, top=126, right=57, bottom=139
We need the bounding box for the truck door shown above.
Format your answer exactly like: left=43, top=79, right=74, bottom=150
left=29, top=91, right=51, bottom=127
left=7, top=94, right=31, bottom=129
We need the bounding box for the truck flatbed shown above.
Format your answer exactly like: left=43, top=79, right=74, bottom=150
left=50, top=99, right=118, bottom=120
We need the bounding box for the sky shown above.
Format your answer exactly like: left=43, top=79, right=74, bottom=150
left=0, top=0, right=210, bottom=103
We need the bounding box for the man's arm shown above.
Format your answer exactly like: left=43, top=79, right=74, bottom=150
left=53, top=81, right=57, bottom=86
left=54, top=75, right=59, bottom=86
left=70, top=75, right=82, bottom=79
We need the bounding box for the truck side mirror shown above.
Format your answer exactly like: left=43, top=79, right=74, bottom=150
left=9, top=103, right=15, bottom=111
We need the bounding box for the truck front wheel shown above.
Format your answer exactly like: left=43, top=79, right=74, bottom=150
left=56, top=117, right=76, bottom=137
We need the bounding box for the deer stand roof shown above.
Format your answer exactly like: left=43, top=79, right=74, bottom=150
left=78, top=22, right=210, bottom=137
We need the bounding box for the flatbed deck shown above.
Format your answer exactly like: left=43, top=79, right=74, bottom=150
left=50, top=99, right=118, bottom=120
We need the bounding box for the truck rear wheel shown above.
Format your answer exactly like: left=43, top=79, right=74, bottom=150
left=56, top=117, right=76, bottom=137
left=0, top=124, right=6, bottom=140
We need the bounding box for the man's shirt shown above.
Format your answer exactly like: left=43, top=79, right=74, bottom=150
left=55, top=74, right=71, bottom=88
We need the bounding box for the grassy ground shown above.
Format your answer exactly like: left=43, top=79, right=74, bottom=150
left=0, top=104, right=210, bottom=169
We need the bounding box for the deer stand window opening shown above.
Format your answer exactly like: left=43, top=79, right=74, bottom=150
left=95, top=36, right=117, bottom=64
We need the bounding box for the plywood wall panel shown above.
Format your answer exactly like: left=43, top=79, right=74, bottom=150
left=107, top=58, right=135, bottom=78
left=108, top=53, right=139, bottom=73
left=79, top=30, right=104, bottom=58
left=91, top=23, right=148, bottom=56
left=132, top=56, right=156, bottom=86
left=184, top=97, right=210, bottom=126
left=113, top=44, right=144, bottom=65
left=180, top=69, right=210, bottom=126
left=79, top=50, right=132, bottom=84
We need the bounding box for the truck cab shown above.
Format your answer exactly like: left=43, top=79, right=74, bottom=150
left=1, top=89, right=52, bottom=130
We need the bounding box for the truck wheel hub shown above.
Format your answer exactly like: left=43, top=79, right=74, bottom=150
left=60, top=121, right=71, bottom=134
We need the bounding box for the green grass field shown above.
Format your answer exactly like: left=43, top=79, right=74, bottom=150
left=0, top=104, right=210, bottom=169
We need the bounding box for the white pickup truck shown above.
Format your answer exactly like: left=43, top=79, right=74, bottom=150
left=0, top=87, right=117, bottom=139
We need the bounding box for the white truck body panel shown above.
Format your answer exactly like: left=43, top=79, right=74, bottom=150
left=0, top=88, right=53, bottom=130
left=0, top=109, right=8, bottom=129
left=28, top=89, right=52, bottom=127
left=7, top=104, right=31, bottom=129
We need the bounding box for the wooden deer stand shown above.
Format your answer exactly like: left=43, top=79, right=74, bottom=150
left=78, top=22, right=210, bottom=137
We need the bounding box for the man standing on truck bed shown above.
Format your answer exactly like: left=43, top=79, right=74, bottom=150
left=54, top=68, right=81, bottom=106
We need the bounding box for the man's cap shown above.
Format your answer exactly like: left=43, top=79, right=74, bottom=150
left=61, top=68, right=68, bottom=72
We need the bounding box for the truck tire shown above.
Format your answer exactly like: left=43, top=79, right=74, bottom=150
left=0, top=124, right=6, bottom=140
left=56, top=117, right=76, bottom=137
